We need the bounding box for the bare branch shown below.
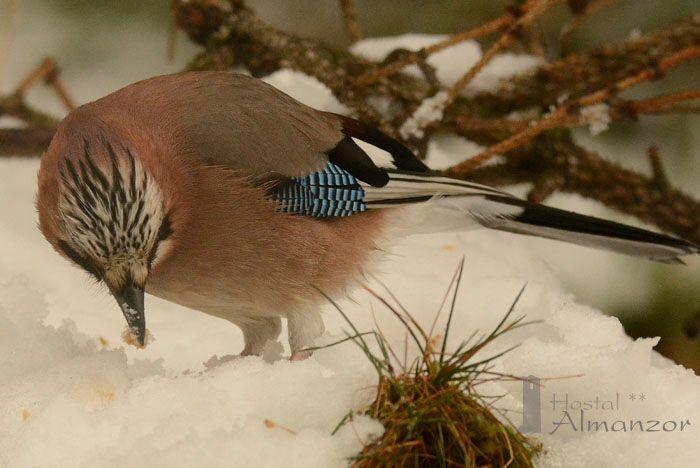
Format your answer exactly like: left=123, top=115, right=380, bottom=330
left=446, top=46, right=700, bottom=174
left=445, top=0, right=562, bottom=103
left=353, top=15, right=513, bottom=86
left=474, top=16, right=700, bottom=112
left=16, top=58, right=76, bottom=112
left=338, top=0, right=363, bottom=44
left=0, top=58, right=75, bottom=156
left=2, top=1, right=698, bottom=246
left=560, top=0, right=620, bottom=48
left=0, top=93, right=59, bottom=128
left=461, top=134, right=700, bottom=243
left=647, top=145, right=669, bottom=190
left=0, top=128, right=56, bottom=157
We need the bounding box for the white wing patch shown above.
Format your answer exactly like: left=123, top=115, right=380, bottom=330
left=352, top=137, right=396, bottom=169
left=361, top=171, right=512, bottom=206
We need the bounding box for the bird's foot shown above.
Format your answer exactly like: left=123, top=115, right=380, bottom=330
left=289, top=350, right=313, bottom=361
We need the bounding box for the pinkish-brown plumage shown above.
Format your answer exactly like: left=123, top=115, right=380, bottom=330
left=38, top=72, right=388, bottom=356
left=37, top=71, right=698, bottom=357
left=148, top=165, right=386, bottom=353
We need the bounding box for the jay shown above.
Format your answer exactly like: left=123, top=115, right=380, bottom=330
left=36, top=72, right=698, bottom=358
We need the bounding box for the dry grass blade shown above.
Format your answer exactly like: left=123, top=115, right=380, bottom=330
left=363, top=283, right=427, bottom=358
left=316, top=262, right=542, bottom=467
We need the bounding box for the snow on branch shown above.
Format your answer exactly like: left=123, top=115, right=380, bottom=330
left=0, top=58, right=71, bottom=156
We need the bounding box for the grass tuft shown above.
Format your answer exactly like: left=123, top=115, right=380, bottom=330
left=316, top=259, right=542, bottom=467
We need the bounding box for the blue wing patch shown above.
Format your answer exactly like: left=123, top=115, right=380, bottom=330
left=272, top=162, right=367, bottom=217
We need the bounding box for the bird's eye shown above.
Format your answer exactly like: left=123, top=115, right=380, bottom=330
left=147, top=214, right=173, bottom=268
left=157, top=213, right=173, bottom=242
left=57, top=240, right=103, bottom=280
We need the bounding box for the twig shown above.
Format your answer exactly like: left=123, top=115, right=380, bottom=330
left=15, top=58, right=76, bottom=112
left=354, top=15, right=513, bottom=86
left=625, top=89, right=700, bottom=116
left=454, top=134, right=700, bottom=244
left=0, top=93, right=58, bottom=128
left=399, top=0, right=559, bottom=139
left=647, top=145, right=669, bottom=190
left=0, top=128, right=56, bottom=157
left=445, top=0, right=560, bottom=102
left=263, top=418, right=298, bottom=436
left=3, top=0, right=698, bottom=247
left=527, top=172, right=565, bottom=203
left=399, top=0, right=561, bottom=140
left=523, top=22, right=547, bottom=58
left=560, top=0, right=620, bottom=47
left=0, top=58, right=77, bottom=156
left=338, top=0, right=363, bottom=44
left=443, top=108, right=572, bottom=174
left=446, top=46, right=700, bottom=173
left=578, top=46, right=700, bottom=106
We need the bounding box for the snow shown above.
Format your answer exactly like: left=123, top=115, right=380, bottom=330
left=351, top=34, right=543, bottom=94
left=356, top=35, right=542, bottom=139
left=466, top=53, right=544, bottom=95
left=426, top=133, right=504, bottom=170
left=2, top=29, right=699, bottom=468
left=2, top=175, right=699, bottom=466
left=399, top=90, right=449, bottom=139
left=580, top=103, right=612, bottom=135
left=262, top=70, right=351, bottom=115
left=350, top=34, right=482, bottom=87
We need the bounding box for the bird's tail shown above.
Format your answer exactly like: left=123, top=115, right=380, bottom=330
left=363, top=171, right=699, bottom=264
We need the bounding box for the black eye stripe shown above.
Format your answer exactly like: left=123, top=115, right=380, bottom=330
left=57, top=239, right=102, bottom=279
left=147, top=213, right=173, bottom=268
left=157, top=212, right=173, bottom=242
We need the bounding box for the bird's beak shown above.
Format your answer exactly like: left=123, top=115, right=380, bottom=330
left=113, top=282, right=146, bottom=346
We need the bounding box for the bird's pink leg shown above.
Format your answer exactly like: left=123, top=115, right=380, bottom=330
left=238, top=317, right=282, bottom=357
left=289, top=350, right=313, bottom=361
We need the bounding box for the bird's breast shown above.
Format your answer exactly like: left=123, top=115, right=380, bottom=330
left=146, top=167, right=387, bottom=322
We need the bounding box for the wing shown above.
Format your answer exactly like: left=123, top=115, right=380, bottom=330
left=270, top=115, right=509, bottom=218
left=99, top=71, right=432, bottom=205
left=94, top=72, right=344, bottom=179
left=271, top=162, right=368, bottom=217
left=172, top=72, right=344, bottom=179
left=268, top=114, right=441, bottom=217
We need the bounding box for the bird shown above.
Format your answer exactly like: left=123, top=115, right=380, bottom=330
left=36, top=71, right=699, bottom=359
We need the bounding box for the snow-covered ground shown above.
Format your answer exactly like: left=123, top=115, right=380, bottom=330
left=2, top=153, right=699, bottom=467
left=1, top=12, right=699, bottom=467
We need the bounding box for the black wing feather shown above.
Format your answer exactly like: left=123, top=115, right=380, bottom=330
left=323, top=115, right=430, bottom=188
left=337, top=115, right=429, bottom=173
left=327, top=137, right=389, bottom=187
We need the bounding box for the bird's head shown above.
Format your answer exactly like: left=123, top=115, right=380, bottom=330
left=37, top=124, right=173, bottom=346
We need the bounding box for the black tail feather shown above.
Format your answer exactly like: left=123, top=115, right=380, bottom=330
left=361, top=171, right=698, bottom=264
left=480, top=195, right=699, bottom=264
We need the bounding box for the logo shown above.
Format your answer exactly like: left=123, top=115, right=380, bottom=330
left=519, top=375, right=692, bottom=435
